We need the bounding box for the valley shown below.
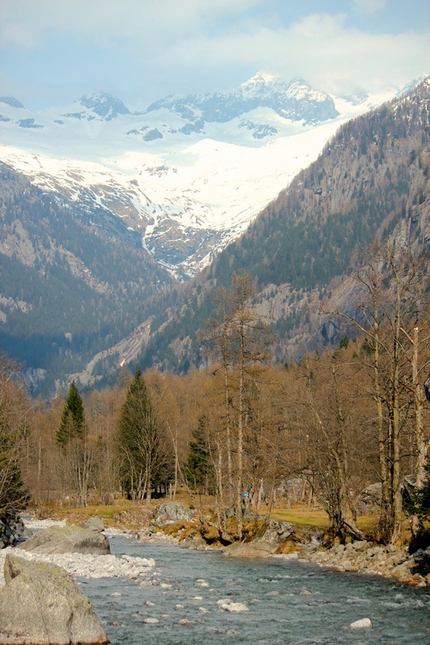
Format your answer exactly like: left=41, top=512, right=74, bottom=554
left=0, top=73, right=428, bottom=394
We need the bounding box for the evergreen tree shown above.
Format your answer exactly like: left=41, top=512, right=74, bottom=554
left=184, top=415, right=214, bottom=494
left=56, top=381, right=85, bottom=446
left=117, top=368, right=160, bottom=502
left=0, top=353, right=29, bottom=518
left=404, top=463, right=430, bottom=520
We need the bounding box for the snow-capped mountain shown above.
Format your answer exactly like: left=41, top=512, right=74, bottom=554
left=0, top=73, right=410, bottom=278
left=146, top=74, right=339, bottom=126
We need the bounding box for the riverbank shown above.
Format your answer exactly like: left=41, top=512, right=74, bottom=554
left=0, top=519, right=157, bottom=587
left=295, top=540, right=426, bottom=587
left=1, top=509, right=426, bottom=590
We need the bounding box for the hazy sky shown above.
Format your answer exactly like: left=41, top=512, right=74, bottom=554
left=1, top=0, right=429, bottom=110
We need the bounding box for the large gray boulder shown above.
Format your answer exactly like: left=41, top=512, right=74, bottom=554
left=151, top=502, right=195, bottom=527
left=356, top=482, right=382, bottom=516
left=18, top=525, right=110, bottom=555
left=225, top=520, right=295, bottom=557
left=79, top=517, right=105, bottom=533
left=0, top=555, right=109, bottom=644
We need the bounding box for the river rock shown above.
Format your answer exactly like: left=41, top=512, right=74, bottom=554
left=0, top=554, right=109, bottom=645
left=349, top=618, right=372, bottom=629
left=18, top=525, right=110, bottom=555
left=225, top=520, right=294, bottom=557
left=217, top=599, right=249, bottom=613
left=261, top=520, right=294, bottom=545
left=297, top=540, right=424, bottom=585
left=411, top=547, right=430, bottom=576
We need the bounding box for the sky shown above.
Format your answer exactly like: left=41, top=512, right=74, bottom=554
left=0, top=0, right=429, bottom=111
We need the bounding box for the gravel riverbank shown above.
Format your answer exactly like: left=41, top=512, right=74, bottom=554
left=0, top=519, right=156, bottom=587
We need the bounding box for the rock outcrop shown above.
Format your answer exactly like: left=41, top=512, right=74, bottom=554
left=0, top=555, right=109, bottom=645
left=0, top=517, right=32, bottom=549
left=355, top=483, right=382, bottom=516
left=151, top=502, right=195, bottom=528
left=18, top=525, right=110, bottom=555
left=226, top=520, right=295, bottom=557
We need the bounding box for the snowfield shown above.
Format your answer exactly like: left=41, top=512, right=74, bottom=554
left=0, top=74, right=405, bottom=277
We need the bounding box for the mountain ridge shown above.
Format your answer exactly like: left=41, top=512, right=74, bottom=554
left=131, top=76, right=430, bottom=376
left=0, top=73, right=407, bottom=279
left=1, top=74, right=429, bottom=394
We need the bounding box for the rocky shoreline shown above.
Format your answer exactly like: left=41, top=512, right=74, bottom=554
left=216, top=527, right=427, bottom=587
left=2, top=513, right=426, bottom=644
left=0, top=519, right=156, bottom=588
left=296, top=540, right=427, bottom=587
left=1, top=509, right=427, bottom=590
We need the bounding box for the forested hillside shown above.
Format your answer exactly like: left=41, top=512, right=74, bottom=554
left=0, top=164, right=173, bottom=395
left=1, top=79, right=429, bottom=392
left=215, top=80, right=430, bottom=288
left=135, top=78, right=430, bottom=372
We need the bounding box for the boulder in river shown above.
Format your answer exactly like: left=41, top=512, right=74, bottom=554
left=349, top=618, right=372, bottom=629
left=0, top=554, right=109, bottom=645
left=217, top=599, right=249, bottom=613
left=18, top=525, right=110, bottom=555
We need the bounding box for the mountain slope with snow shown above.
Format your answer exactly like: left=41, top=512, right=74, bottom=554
left=0, top=74, right=416, bottom=278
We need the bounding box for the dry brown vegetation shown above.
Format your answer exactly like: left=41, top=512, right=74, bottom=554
left=1, top=246, right=430, bottom=550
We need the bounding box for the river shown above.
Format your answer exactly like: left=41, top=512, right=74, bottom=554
left=79, top=535, right=430, bottom=644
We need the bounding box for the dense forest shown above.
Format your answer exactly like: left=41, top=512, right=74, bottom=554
left=2, top=243, right=430, bottom=548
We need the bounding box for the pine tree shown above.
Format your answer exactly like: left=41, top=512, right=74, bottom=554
left=56, top=381, right=85, bottom=446
left=184, top=415, right=214, bottom=494
left=0, top=353, right=30, bottom=518
left=117, top=368, right=160, bottom=503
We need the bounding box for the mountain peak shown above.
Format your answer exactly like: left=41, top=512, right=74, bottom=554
left=397, top=74, right=429, bottom=98
left=0, top=96, right=25, bottom=109
left=78, top=92, right=130, bottom=119
left=240, top=71, right=279, bottom=88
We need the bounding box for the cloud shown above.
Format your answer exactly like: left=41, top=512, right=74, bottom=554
left=0, top=1, right=428, bottom=108
left=0, top=0, right=264, bottom=50
left=352, top=0, right=387, bottom=15
left=162, top=13, right=430, bottom=94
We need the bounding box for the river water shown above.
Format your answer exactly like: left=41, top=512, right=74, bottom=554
left=82, top=535, right=430, bottom=645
